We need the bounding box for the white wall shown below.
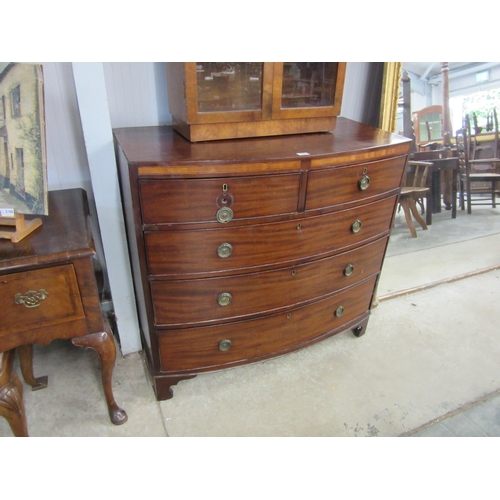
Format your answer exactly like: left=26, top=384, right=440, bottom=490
left=39, top=61, right=373, bottom=355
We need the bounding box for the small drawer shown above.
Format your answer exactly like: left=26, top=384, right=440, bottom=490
left=150, top=237, right=387, bottom=327
left=306, top=156, right=406, bottom=210
left=140, top=173, right=301, bottom=224
left=158, top=275, right=377, bottom=372
left=145, top=196, right=397, bottom=277
left=0, top=264, right=85, bottom=338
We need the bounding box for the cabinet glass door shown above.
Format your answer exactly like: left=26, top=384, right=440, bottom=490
left=280, top=63, right=339, bottom=109
left=196, top=63, right=264, bottom=113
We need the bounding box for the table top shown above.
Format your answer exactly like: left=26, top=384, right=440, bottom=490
left=0, top=188, right=94, bottom=272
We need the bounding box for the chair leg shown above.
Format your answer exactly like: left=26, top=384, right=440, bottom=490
left=399, top=198, right=417, bottom=238
left=467, top=180, right=472, bottom=214
left=408, top=197, right=428, bottom=230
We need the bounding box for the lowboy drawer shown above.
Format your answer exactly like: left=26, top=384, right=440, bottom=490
left=158, top=275, right=378, bottom=372
left=145, top=196, right=397, bottom=277
left=140, top=173, right=301, bottom=224
left=0, top=264, right=86, bottom=338
left=306, top=156, right=406, bottom=210
left=150, top=237, right=387, bottom=327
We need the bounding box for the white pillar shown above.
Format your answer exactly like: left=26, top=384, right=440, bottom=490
left=72, top=62, right=141, bottom=355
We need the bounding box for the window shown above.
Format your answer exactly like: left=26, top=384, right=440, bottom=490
left=11, top=85, right=21, bottom=117
left=0, top=95, right=5, bottom=122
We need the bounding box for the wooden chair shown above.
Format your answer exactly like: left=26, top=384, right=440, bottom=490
left=456, top=125, right=500, bottom=214
left=399, top=160, right=432, bottom=237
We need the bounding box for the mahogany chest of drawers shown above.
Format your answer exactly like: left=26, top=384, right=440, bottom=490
left=113, top=118, right=411, bottom=400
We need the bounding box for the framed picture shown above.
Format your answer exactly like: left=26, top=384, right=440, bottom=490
left=0, top=62, right=48, bottom=216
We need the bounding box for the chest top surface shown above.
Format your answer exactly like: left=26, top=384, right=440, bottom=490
left=0, top=189, right=94, bottom=271
left=113, top=118, right=411, bottom=166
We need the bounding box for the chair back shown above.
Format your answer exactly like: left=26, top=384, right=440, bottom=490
left=456, top=127, right=471, bottom=178
left=493, top=108, right=499, bottom=159
left=404, top=161, right=430, bottom=188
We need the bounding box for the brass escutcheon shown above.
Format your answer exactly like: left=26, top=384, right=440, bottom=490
left=217, top=292, right=232, bottom=306
left=14, top=289, right=49, bottom=308
left=217, top=242, right=233, bottom=258
left=218, top=339, right=232, bottom=351
left=351, top=220, right=362, bottom=233
left=335, top=306, right=345, bottom=317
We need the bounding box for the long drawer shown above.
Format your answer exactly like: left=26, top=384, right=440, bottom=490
left=306, top=156, right=406, bottom=210
left=150, top=237, right=387, bottom=327
left=0, top=264, right=85, bottom=338
left=140, top=173, right=302, bottom=224
left=145, top=196, right=397, bottom=277
left=158, top=275, right=378, bottom=372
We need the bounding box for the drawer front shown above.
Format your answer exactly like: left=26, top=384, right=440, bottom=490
left=146, top=196, right=397, bottom=277
left=306, top=156, right=406, bottom=210
left=158, top=275, right=377, bottom=372
left=151, top=237, right=387, bottom=326
left=0, top=264, right=85, bottom=338
left=140, top=174, right=301, bottom=224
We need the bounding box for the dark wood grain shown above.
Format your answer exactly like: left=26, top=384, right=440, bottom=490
left=0, top=189, right=127, bottom=434
left=114, top=120, right=411, bottom=401
left=150, top=237, right=388, bottom=327
left=157, top=275, right=378, bottom=373
left=145, top=196, right=397, bottom=278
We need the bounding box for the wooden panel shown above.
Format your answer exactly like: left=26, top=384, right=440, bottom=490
left=306, top=156, right=407, bottom=210
left=150, top=237, right=387, bottom=326
left=0, top=264, right=85, bottom=338
left=140, top=173, right=301, bottom=224
left=145, top=196, right=397, bottom=278
left=158, top=275, right=377, bottom=372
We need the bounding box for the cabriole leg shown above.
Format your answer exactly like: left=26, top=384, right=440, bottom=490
left=72, top=328, right=128, bottom=426
left=17, top=344, right=48, bottom=391
left=0, top=350, right=29, bottom=437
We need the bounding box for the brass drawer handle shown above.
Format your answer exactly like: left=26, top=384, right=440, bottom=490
left=358, top=175, right=370, bottom=191
left=217, top=242, right=233, bottom=258
left=14, top=289, right=49, bottom=308
left=344, top=264, right=354, bottom=276
left=216, top=207, right=233, bottom=223
left=217, top=292, right=232, bottom=306
left=335, top=306, right=345, bottom=317
left=218, top=339, right=232, bottom=351
left=351, top=220, right=362, bottom=233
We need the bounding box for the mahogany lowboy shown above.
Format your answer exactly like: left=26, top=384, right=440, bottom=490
left=0, top=189, right=127, bottom=436
left=114, top=118, right=411, bottom=401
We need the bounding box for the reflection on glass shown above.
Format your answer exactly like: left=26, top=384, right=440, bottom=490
left=196, top=63, right=263, bottom=113
left=281, top=63, right=338, bottom=109
left=419, top=112, right=442, bottom=141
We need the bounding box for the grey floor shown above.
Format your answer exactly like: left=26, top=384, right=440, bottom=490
left=2, top=202, right=500, bottom=438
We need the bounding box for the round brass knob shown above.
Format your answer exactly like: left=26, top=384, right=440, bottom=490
left=216, top=207, right=233, bottom=223
left=217, top=292, right=232, bottom=306
left=358, top=175, right=370, bottom=191
left=335, top=306, right=345, bottom=317
left=218, top=339, right=232, bottom=351
left=344, top=264, right=354, bottom=276
left=217, top=243, right=233, bottom=258
left=351, top=220, right=362, bottom=233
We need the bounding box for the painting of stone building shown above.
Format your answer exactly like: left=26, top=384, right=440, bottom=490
left=0, top=62, right=48, bottom=215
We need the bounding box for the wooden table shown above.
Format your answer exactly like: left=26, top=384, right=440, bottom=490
left=411, top=150, right=459, bottom=223
left=0, top=188, right=127, bottom=436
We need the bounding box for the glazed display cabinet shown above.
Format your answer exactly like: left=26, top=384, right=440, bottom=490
left=166, top=62, right=346, bottom=141
left=113, top=118, right=411, bottom=401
